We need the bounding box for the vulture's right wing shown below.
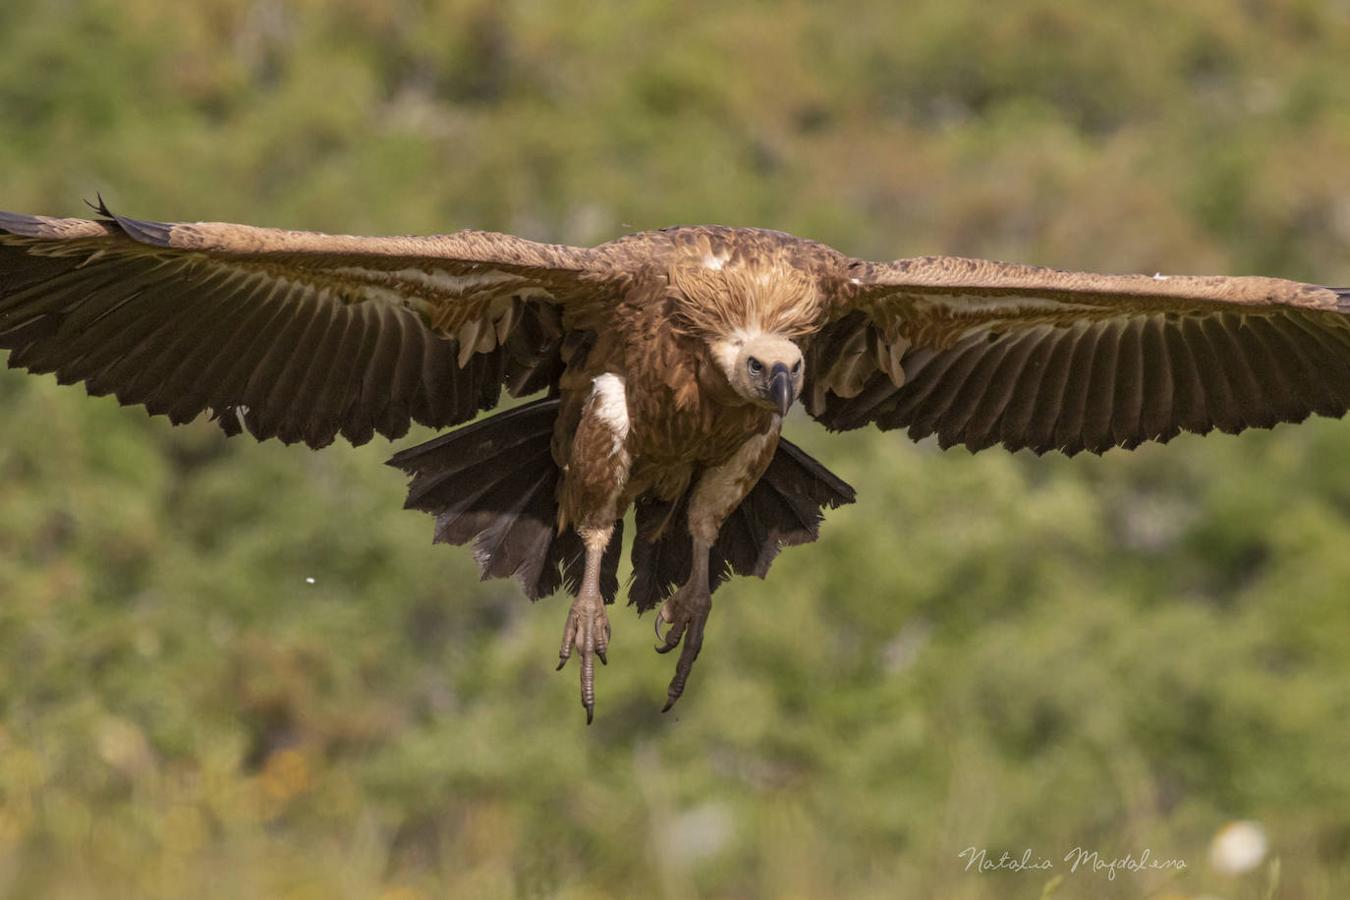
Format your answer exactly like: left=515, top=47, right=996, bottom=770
left=0, top=204, right=630, bottom=448
left=809, top=254, right=1350, bottom=455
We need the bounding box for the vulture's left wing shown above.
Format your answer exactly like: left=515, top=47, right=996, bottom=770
left=808, top=255, right=1350, bottom=455
left=0, top=205, right=626, bottom=448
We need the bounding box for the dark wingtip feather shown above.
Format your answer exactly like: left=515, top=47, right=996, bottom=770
left=0, top=210, right=48, bottom=237
left=1334, top=287, right=1350, bottom=312
left=209, top=406, right=245, bottom=438
left=85, top=193, right=113, bottom=218
left=85, top=195, right=174, bottom=247
left=113, top=214, right=174, bottom=248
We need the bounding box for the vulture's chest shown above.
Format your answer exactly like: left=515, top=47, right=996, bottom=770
left=577, top=280, right=779, bottom=498
left=619, top=331, right=775, bottom=467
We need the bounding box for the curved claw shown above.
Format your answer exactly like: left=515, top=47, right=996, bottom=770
left=654, top=604, right=685, bottom=653
left=653, top=588, right=711, bottom=711
left=655, top=621, right=685, bottom=654
left=556, top=596, right=609, bottom=724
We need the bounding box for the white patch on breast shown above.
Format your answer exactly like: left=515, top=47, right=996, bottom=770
left=590, top=373, right=630, bottom=453
left=702, top=254, right=726, bottom=271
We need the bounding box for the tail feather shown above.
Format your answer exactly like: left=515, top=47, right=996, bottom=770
left=628, top=437, right=856, bottom=612
left=630, top=494, right=696, bottom=612
left=389, top=400, right=557, bottom=480
left=428, top=444, right=554, bottom=540
left=468, top=467, right=557, bottom=582
left=391, top=402, right=852, bottom=608
left=388, top=398, right=622, bottom=602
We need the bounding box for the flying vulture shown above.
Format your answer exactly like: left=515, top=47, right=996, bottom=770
left=3, top=203, right=1349, bottom=721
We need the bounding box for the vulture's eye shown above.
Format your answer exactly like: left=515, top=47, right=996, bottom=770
left=791, top=360, right=802, bottom=375
left=747, top=357, right=763, bottom=375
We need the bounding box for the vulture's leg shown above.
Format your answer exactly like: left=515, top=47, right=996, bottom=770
left=655, top=536, right=713, bottom=712
left=556, top=373, right=631, bottom=724
left=557, top=524, right=614, bottom=724
left=655, top=426, right=780, bottom=712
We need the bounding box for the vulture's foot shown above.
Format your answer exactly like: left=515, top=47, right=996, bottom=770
left=654, top=582, right=713, bottom=712
left=557, top=591, right=610, bottom=724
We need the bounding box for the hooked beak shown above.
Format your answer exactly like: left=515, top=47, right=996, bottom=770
left=768, top=362, right=794, bottom=417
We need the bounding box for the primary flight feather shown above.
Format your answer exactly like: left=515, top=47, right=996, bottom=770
left=3, top=203, right=1348, bottom=721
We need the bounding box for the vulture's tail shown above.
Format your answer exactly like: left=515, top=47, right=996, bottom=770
left=386, top=398, right=623, bottom=603
left=627, top=438, right=856, bottom=612
left=388, top=400, right=856, bottom=609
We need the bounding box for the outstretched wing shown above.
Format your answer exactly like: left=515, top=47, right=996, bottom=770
left=807, top=255, right=1350, bottom=455
left=0, top=204, right=627, bottom=448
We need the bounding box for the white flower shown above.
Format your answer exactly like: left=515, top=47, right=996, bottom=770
left=1209, top=820, right=1268, bottom=875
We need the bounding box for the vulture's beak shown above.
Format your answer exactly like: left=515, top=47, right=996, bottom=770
left=769, top=362, right=794, bottom=417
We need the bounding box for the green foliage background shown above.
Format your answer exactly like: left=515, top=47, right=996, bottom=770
left=2, top=1, right=1350, bottom=897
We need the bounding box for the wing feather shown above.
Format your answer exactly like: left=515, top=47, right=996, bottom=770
left=1021, top=325, right=1080, bottom=452
left=1187, top=316, right=1242, bottom=432
left=936, top=334, right=1013, bottom=449
left=965, top=326, right=1051, bottom=451
left=1136, top=316, right=1174, bottom=443
left=290, top=300, right=350, bottom=447
left=136, top=272, right=265, bottom=412
left=1232, top=316, right=1302, bottom=427
left=0, top=205, right=624, bottom=448
left=811, top=253, right=1350, bottom=455
left=903, top=334, right=992, bottom=442
left=1109, top=317, right=1144, bottom=449
left=1080, top=318, right=1123, bottom=453
left=1261, top=314, right=1337, bottom=416
left=205, top=280, right=297, bottom=429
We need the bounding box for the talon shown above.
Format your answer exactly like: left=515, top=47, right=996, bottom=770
left=655, top=618, right=686, bottom=654
left=557, top=592, right=609, bottom=723
left=652, top=585, right=712, bottom=710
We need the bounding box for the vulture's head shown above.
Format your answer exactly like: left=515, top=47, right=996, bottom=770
left=711, top=332, right=804, bottom=416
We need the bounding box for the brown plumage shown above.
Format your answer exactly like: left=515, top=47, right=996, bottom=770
left=3, top=202, right=1349, bottom=720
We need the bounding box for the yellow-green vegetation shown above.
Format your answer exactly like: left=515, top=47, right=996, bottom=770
left=3, top=2, right=1350, bottom=898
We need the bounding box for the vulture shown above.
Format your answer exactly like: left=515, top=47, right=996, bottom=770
left=3, top=202, right=1349, bottom=722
